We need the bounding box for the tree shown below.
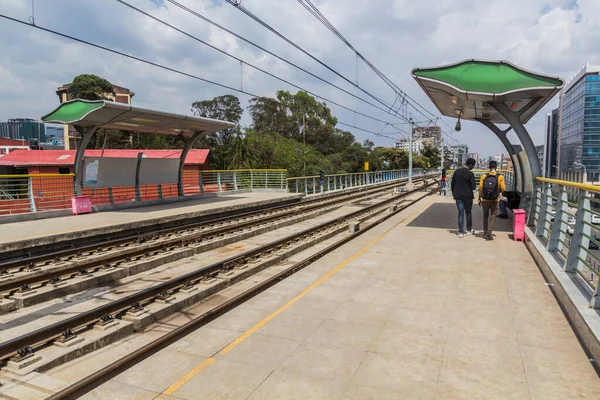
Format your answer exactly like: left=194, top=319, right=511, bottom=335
left=190, top=95, right=243, bottom=169
left=248, top=90, right=354, bottom=157
left=67, top=74, right=115, bottom=101
left=362, top=139, right=374, bottom=152
left=421, top=143, right=441, bottom=169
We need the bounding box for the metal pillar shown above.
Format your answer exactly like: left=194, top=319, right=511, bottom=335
left=408, top=118, right=413, bottom=183
left=491, top=102, right=542, bottom=186
left=177, top=131, right=203, bottom=197
left=476, top=119, right=524, bottom=193
left=73, top=126, right=98, bottom=196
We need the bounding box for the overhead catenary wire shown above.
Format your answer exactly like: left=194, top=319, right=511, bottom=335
left=163, top=0, right=405, bottom=123
left=116, top=0, right=398, bottom=128
left=222, top=0, right=410, bottom=120
left=0, top=13, right=398, bottom=144
left=295, top=0, right=460, bottom=133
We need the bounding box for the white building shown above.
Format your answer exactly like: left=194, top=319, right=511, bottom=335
left=395, top=138, right=424, bottom=154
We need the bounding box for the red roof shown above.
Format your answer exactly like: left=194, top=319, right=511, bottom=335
left=0, top=138, right=29, bottom=147
left=0, top=149, right=210, bottom=167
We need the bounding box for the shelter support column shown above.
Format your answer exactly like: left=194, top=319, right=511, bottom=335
left=178, top=131, right=203, bottom=197
left=476, top=119, right=523, bottom=193
left=490, top=102, right=542, bottom=221
left=73, top=126, right=98, bottom=196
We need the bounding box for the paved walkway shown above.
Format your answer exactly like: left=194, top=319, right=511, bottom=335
left=78, top=195, right=600, bottom=399
left=0, top=192, right=300, bottom=248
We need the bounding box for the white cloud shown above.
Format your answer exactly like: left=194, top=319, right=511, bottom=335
left=0, top=0, right=598, bottom=157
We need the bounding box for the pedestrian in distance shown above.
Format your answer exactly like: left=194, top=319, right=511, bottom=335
left=478, top=160, right=506, bottom=240
left=440, top=168, right=447, bottom=195
left=451, top=158, right=477, bottom=238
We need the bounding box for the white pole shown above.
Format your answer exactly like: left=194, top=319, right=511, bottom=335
left=302, top=113, right=306, bottom=176
left=440, top=136, right=444, bottom=170
left=408, top=118, right=413, bottom=183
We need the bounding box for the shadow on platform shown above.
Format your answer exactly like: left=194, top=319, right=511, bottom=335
left=407, top=202, right=513, bottom=233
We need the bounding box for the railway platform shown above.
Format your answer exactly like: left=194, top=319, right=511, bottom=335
left=59, top=195, right=600, bottom=400
left=0, top=192, right=302, bottom=253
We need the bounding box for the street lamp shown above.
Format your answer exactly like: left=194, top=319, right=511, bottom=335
left=573, top=162, right=587, bottom=184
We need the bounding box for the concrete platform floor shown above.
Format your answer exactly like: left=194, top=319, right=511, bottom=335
left=0, top=192, right=300, bottom=248
left=78, top=195, right=600, bottom=400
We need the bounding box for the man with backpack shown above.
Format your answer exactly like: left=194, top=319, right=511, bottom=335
left=478, top=160, right=506, bottom=240
left=451, top=158, right=477, bottom=238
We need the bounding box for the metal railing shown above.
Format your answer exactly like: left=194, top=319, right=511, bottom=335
left=0, top=169, right=289, bottom=216
left=530, top=177, right=600, bottom=308
left=446, top=169, right=516, bottom=193
left=287, top=169, right=433, bottom=195
left=196, top=169, right=287, bottom=194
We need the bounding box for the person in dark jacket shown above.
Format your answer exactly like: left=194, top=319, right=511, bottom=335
left=451, top=158, right=477, bottom=238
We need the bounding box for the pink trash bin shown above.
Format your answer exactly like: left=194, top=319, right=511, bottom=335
left=72, top=196, right=92, bottom=215
left=513, top=209, right=526, bottom=242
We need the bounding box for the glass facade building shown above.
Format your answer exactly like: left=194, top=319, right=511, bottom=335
left=559, top=67, right=600, bottom=182
left=544, top=108, right=559, bottom=178
left=0, top=119, right=46, bottom=142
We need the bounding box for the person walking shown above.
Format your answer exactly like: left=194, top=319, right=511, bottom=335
left=478, top=160, right=506, bottom=240
left=440, top=168, right=447, bottom=195
left=451, top=158, right=477, bottom=238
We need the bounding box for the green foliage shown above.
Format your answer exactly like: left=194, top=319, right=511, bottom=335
left=191, top=95, right=244, bottom=169
left=421, top=144, right=441, bottom=169
left=243, top=129, right=332, bottom=177
left=68, top=74, right=115, bottom=101
left=67, top=75, right=442, bottom=174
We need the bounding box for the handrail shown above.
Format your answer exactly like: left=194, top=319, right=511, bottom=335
left=199, top=169, right=287, bottom=173
left=536, top=177, right=600, bottom=194
left=0, top=174, right=76, bottom=178
left=287, top=169, right=419, bottom=180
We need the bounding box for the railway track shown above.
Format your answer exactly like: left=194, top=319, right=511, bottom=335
left=0, top=175, right=432, bottom=309
left=0, top=179, right=437, bottom=399
left=0, top=176, right=422, bottom=263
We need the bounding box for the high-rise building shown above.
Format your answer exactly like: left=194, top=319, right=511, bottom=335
left=467, top=152, right=479, bottom=166
left=536, top=145, right=544, bottom=174
left=544, top=108, right=560, bottom=178
left=557, top=64, right=600, bottom=182
left=0, top=118, right=46, bottom=142
left=395, top=138, right=424, bottom=153
left=413, top=126, right=441, bottom=146
left=56, top=83, right=135, bottom=150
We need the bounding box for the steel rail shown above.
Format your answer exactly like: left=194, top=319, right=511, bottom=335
left=0, top=175, right=425, bottom=269
left=45, top=184, right=437, bottom=400
left=0, top=177, right=430, bottom=294
left=0, top=181, right=436, bottom=362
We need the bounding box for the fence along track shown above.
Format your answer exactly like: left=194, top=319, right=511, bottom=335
left=0, top=176, right=432, bottom=297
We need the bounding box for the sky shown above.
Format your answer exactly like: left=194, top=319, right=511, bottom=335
left=1, top=0, right=599, bottom=159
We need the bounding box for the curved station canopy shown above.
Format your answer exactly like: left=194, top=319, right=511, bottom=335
left=411, top=60, right=564, bottom=124
left=42, top=99, right=235, bottom=135
left=41, top=99, right=235, bottom=197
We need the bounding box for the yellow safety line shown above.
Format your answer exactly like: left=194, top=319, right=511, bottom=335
left=161, top=358, right=216, bottom=396
left=159, top=196, right=434, bottom=397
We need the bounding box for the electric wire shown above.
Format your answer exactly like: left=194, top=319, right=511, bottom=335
left=163, top=0, right=404, bottom=122
left=296, top=0, right=460, bottom=133
left=116, top=0, right=398, bottom=128
left=223, top=0, right=405, bottom=119
left=0, top=13, right=398, bottom=143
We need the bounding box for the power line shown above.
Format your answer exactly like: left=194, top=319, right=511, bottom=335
left=0, top=13, right=397, bottom=144
left=295, top=0, right=460, bottom=133
left=116, top=0, right=396, bottom=128
left=163, top=0, right=403, bottom=122
left=223, top=0, right=410, bottom=121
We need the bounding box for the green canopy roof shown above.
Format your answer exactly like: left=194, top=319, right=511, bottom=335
left=411, top=60, right=564, bottom=124
left=42, top=99, right=235, bottom=136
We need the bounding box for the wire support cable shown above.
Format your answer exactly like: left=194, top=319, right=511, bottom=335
left=0, top=13, right=397, bottom=143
